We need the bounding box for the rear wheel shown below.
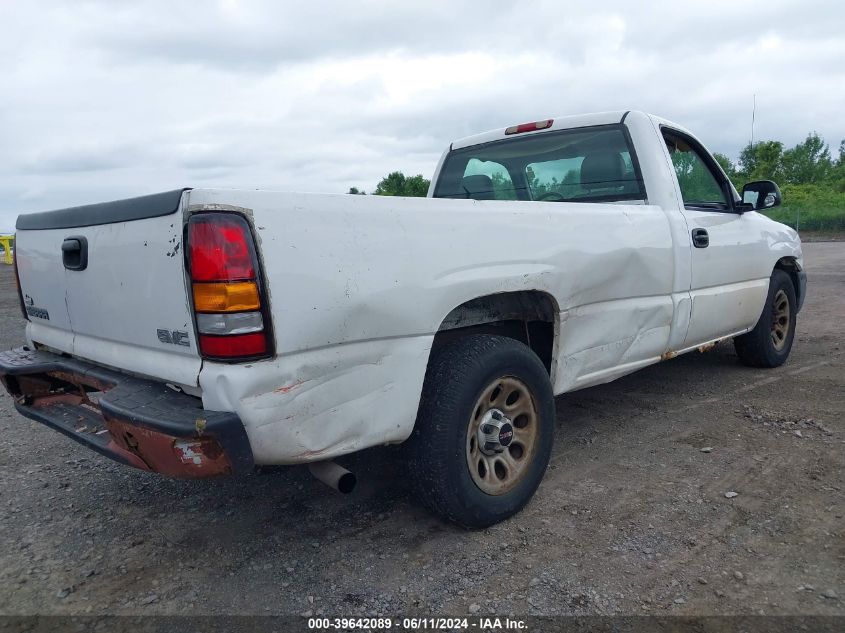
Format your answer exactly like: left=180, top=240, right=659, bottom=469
left=734, top=269, right=797, bottom=368
left=406, top=335, right=555, bottom=528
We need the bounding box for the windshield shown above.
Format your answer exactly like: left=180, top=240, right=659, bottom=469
left=433, top=125, right=645, bottom=203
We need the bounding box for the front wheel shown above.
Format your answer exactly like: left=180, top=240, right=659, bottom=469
left=406, top=335, right=555, bottom=528
left=734, top=269, right=797, bottom=368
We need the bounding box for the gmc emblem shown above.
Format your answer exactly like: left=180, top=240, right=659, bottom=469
left=157, top=329, right=190, bottom=347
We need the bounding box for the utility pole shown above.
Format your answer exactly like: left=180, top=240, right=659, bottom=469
left=750, top=93, right=756, bottom=147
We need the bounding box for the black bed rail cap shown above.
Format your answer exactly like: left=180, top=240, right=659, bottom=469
left=16, top=188, right=191, bottom=231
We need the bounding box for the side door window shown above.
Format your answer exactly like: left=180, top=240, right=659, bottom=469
left=663, top=131, right=731, bottom=211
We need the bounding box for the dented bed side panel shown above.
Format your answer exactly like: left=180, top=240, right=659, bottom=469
left=198, top=335, right=433, bottom=464
left=185, top=189, right=676, bottom=366
left=187, top=189, right=678, bottom=463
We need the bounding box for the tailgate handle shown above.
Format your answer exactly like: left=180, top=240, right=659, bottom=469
left=62, top=236, right=88, bottom=271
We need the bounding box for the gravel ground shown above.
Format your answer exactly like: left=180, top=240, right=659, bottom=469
left=0, top=243, right=842, bottom=617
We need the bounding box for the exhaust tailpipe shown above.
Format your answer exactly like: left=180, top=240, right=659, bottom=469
left=308, top=461, right=356, bottom=494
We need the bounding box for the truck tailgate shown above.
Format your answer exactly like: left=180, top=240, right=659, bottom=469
left=14, top=190, right=202, bottom=387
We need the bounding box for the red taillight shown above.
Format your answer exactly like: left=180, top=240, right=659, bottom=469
left=505, top=119, right=553, bottom=135
left=198, top=333, right=267, bottom=357
left=187, top=214, right=273, bottom=361
left=189, top=216, right=255, bottom=281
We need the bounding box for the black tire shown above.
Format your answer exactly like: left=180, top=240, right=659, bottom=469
left=734, top=269, right=797, bottom=368
left=406, top=334, right=555, bottom=528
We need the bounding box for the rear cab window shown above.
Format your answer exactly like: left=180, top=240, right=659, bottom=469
left=463, top=159, right=518, bottom=201
left=433, top=125, right=645, bottom=203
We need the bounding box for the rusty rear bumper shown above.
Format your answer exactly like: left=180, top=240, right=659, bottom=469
left=0, top=347, right=253, bottom=478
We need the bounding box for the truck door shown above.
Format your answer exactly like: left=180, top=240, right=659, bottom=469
left=661, top=128, right=772, bottom=346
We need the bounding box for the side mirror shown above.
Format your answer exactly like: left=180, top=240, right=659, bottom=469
left=741, top=180, right=782, bottom=211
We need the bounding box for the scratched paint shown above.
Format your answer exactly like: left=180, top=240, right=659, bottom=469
left=274, top=379, right=305, bottom=394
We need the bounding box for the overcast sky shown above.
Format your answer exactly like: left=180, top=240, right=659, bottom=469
left=1, top=0, right=843, bottom=230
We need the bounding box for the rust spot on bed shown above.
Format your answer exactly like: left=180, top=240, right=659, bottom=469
left=660, top=350, right=676, bottom=361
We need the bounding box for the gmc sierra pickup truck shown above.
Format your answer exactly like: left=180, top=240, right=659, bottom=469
left=2, top=111, right=805, bottom=527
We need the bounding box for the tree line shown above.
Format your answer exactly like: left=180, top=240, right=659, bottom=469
left=348, top=172, right=430, bottom=197
left=715, top=133, right=845, bottom=231
left=714, top=133, right=845, bottom=191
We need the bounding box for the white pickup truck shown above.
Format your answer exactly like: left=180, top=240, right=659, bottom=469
left=2, top=111, right=805, bottom=527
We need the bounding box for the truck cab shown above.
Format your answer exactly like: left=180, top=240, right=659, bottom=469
left=430, top=110, right=805, bottom=358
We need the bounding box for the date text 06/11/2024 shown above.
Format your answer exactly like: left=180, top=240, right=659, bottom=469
left=307, top=616, right=528, bottom=630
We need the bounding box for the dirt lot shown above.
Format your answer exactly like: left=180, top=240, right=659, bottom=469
left=0, top=243, right=842, bottom=619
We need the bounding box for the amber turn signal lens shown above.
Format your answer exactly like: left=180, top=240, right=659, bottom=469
left=193, top=281, right=260, bottom=313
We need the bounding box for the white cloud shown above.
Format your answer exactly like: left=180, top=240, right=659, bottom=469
left=0, top=0, right=843, bottom=229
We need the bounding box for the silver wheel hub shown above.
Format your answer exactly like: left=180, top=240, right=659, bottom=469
left=467, top=376, right=538, bottom=496
left=476, top=409, right=514, bottom=455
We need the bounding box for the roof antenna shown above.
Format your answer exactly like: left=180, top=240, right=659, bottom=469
left=750, top=93, right=756, bottom=147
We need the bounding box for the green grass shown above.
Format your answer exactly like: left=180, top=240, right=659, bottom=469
left=761, top=184, right=845, bottom=231
left=764, top=205, right=845, bottom=231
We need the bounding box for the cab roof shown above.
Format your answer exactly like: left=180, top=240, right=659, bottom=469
left=449, top=111, right=690, bottom=151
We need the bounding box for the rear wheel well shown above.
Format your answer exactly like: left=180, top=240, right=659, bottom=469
left=432, top=291, right=557, bottom=375
left=774, top=257, right=802, bottom=305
